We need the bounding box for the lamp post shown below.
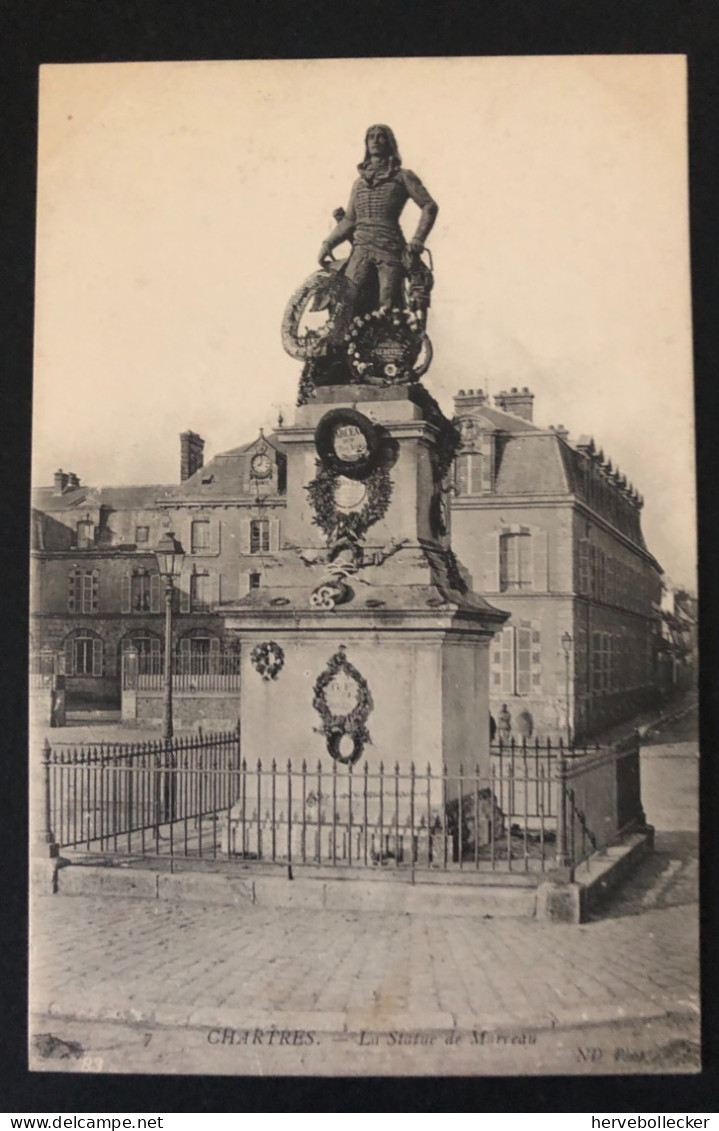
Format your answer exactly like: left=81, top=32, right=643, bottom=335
left=154, top=531, right=185, bottom=742
left=561, top=631, right=573, bottom=748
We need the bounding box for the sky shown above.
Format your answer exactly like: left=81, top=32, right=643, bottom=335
left=33, top=56, right=695, bottom=588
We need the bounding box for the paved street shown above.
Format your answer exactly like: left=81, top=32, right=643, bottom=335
left=29, top=704, right=700, bottom=1077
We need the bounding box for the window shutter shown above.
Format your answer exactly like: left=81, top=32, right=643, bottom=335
left=64, top=637, right=75, bottom=677
left=480, top=438, right=493, bottom=493
left=121, top=573, right=132, bottom=614
left=150, top=572, right=161, bottom=613
left=68, top=571, right=77, bottom=613
left=179, top=637, right=191, bottom=663
left=92, top=637, right=103, bottom=677
left=483, top=531, right=500, bottom=592
left=531, top=620, right=542, bottom=690
left=240, top=518, right=252, bottom=555
left=532, top=529, right=548, bottom=592
left=516, top=622, right=532, bottom=695
left=179, top=575, right=191, bottom=614
left=269, top=517, right=280, bottom=552
left=500, top=626, right=514, bottom=695
left=455, top=454, right=469, bottom=497
left=211, top=572, right=220, bottom=607
left=210, top=517, right=221, bottom=556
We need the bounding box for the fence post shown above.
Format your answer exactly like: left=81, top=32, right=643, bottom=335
left=555, top=756, right=569, bottom=869
left=34, top=740, right=59, bottom=858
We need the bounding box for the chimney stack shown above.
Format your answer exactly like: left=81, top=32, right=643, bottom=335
left=453, top=387, right=488, bottom=413
left=180, top=431, right=205, bottom=482
left=53, top=469, right=69, bottom=495
left=493, top=386, right=534, bottom=422
left=66, top=472, right=80, bottom=489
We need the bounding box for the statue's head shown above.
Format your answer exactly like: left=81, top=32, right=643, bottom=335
left=362, top=124, right=401, bottom=165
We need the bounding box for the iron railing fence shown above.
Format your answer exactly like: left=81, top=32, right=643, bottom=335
left=42, top=731, right=644, bottom=877
left=29, top=650, right=65, bottom=689
left=122, top=652, right=241, bottom=692
left=561, top=740, right=644, bottom=868
left=46, top=730, right=241, bottom=853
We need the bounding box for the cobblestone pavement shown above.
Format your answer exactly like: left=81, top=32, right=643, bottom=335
left=29, top=742, right=700, bottom=1076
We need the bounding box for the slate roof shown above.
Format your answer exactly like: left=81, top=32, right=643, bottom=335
left=31, top=484, right=176, bottom=512
left=174, top=432, right=286, bottom=499
left=494, top=434, right=570, bottom=495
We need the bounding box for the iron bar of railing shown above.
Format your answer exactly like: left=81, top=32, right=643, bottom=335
left=299, top=759, right=306, bottom=865
left=347, top=762, right=353, bottom=869
left=556, top=756, right=568, bottom=867
left=394, top=762, right=400, bottom=869
left=331, top=759, right=337, bottom=868
left=287, top=759, right=293, bottom=873
left=315, top=761, right=321, bottom=866
left=409, top=762, right=416, bottom=884
left=363, top=761, right=369, bottom=867
left=378, top=761, right=384, bottom=866
left=441, top=762, right=448, bottom=870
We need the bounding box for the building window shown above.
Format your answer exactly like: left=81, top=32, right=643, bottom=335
left=455, top=453, right=482, bottom=496
left=122, top=569, right=160, bottom=614
left=491, top=623, right=541, bottom=696
left=191, top=519, right=211, bottom=553
left=178, top=633, right=220, bottom=674
left=76, top=518, right=95, bottom=549
left=499, top=532, right=532, bottom=592
left=190, top=571, right=212, bottom=611
left=250, top=519, right=270, bottom=554
left=135, top=525, right=149, bottom=544
left=249, top=572, right=261, bottom=590
left=68, top=569, right=99, bottom=614
left=131, top=570, right=152, bottom=612
left=64, top=632, right=103, bottom=676
left=121, top=634, right=161, bottom=659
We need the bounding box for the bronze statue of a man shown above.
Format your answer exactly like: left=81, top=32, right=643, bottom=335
left=318, top=124, right=438, bottom=312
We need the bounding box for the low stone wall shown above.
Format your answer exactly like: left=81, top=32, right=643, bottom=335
left=129, top=690, right=239, bottom=732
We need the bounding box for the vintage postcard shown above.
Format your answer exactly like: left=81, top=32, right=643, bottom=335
left=29, top=55, right=698, bottom=1077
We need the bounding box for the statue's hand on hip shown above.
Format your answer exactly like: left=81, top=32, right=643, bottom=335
left=318, top=243, right=335, bottom=267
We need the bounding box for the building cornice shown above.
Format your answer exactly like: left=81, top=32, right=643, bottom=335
left=451, top=492, right=661, bottom=572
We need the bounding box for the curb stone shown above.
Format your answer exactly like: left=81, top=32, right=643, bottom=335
left=36, top=994, right=698, bottom=1038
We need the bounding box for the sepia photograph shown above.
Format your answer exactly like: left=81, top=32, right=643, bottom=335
left=28, top=55, right=699, bottom=1077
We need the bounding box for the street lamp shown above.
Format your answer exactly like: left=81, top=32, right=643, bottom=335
left=561, top=631, right=573, bottom=748
left=154, top=531, right=185, bottom=741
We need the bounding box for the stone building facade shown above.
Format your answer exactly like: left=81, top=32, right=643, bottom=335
left=450, top=387, right=663, bottom=739
left=31, top=389, right=663, bottom=737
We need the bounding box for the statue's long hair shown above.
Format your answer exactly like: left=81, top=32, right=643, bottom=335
left=360, top=124, right=401, bottom=171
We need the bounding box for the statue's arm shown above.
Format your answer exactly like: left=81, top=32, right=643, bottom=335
left=319, top=182, right=357, bottom=264
left=403, top=169, right=438, bottom=250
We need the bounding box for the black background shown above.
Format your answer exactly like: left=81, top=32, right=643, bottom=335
left=2, top=0, right=718, bottom=1114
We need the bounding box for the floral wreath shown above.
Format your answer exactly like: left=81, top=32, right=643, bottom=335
left=250, top=640, right=285, bottom=681
left=306, top=465, right=392, bottom=544
left=345, top=307, right=432, bottom=386
left=312, top=646, right=373, bottom=765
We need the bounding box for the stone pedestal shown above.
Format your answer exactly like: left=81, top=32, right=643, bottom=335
left=222, top=385, right=508, bottom=787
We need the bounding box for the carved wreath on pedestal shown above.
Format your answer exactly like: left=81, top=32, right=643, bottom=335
left=312, top=646, right=373, bottom=765
left=306, top=465, right=392, bottom=544
left=250, top=640, right=285, bottom=681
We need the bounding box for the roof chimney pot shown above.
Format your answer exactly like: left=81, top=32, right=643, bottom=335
left=53, top=469, right=68, bottom=495
left=492, top=386, right=534, bottom=423
left=180, top=431, right=205, bottom=482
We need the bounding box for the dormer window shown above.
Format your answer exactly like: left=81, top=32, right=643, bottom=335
left=76, top=517, right=95, bottom=549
